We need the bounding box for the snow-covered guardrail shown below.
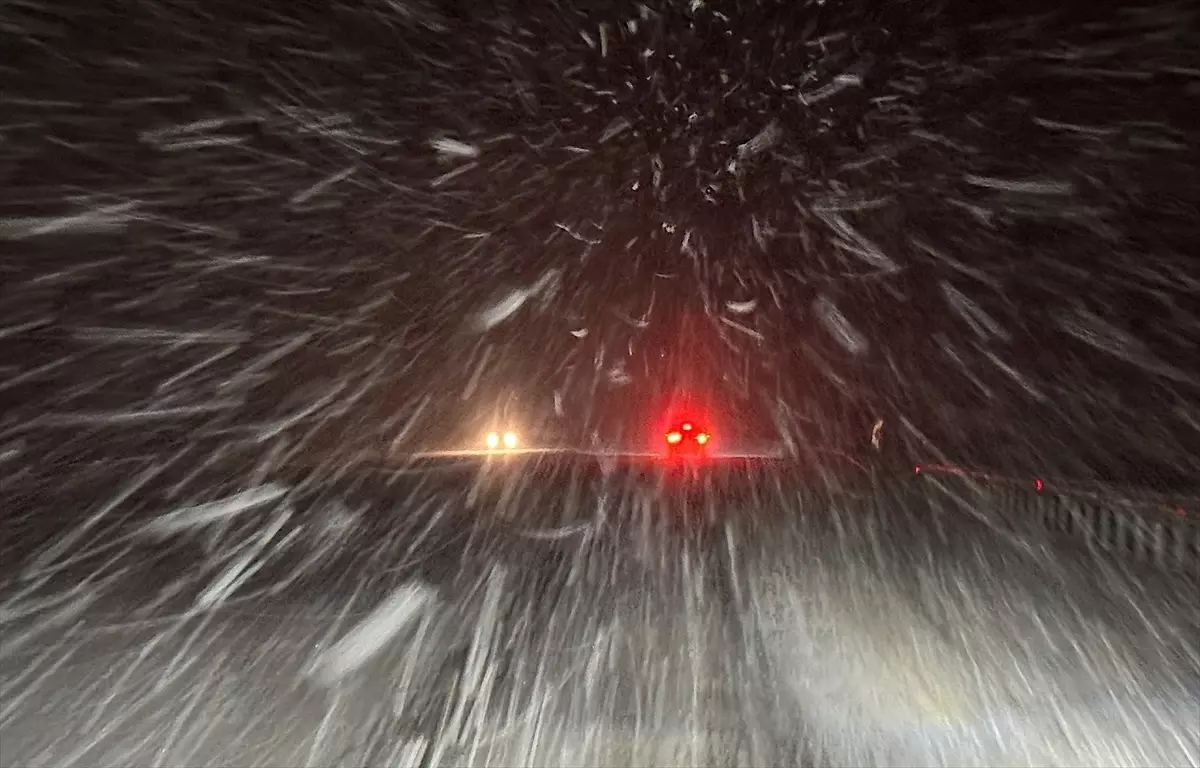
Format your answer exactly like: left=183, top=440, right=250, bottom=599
left=912, top=470, right=1200, bottom=574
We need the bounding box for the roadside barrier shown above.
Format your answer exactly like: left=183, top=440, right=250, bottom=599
left=913, top=472, right=1200, bottom=575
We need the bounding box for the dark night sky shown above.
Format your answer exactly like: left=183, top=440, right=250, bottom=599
left=1, top=0, right=1198, bottom=490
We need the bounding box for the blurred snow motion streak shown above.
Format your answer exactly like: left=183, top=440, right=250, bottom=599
left=141, top=484, right=290, bottom=538
left=307, top=582, right=438, bottom=686
left=1, top=0, right=1199, bottom=765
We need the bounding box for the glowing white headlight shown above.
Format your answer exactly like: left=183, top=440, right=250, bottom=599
left=485, top=432, right=500, bottom=449
left=502, top=431, right=518, bottom=448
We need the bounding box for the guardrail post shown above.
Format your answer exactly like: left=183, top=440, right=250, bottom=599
left=1113, top=513, right=1132, bottom=554
left=1097, top=506, right=1112, bottom=551
left=1062, top=498, right=1076, bottom=535
left=1133, top=516, right=1147, bottom=563
left=1126, top=511, right=1139, bottom=557
left=1043, top=494, right=1056, bottom=532
left=1076, top=500, right=1094, bottom=543
left=1150, top=521, right=1165, bottom=570
left=1059, top=497, right=1075, bottom=535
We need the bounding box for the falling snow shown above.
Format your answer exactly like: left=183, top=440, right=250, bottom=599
left=2, top=0, right=1199, bottom=766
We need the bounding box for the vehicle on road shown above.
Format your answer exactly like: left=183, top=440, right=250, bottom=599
left=663, top=419, right=712, bottom=459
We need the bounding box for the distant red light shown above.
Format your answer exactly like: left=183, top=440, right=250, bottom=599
left=663, top=417, right=711, bottom=457
left=1034, top=478, right=1044, bottom=492
left=914, top=465, right=922, bottom=474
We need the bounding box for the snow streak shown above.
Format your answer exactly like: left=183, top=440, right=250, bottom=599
left=2, top=0, right=1199, bottom=766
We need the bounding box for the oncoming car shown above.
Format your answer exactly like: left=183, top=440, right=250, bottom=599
left=484, top=429, right=520, bottom=451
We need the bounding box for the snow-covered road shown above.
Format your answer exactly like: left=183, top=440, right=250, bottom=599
left=2, top=462, right=1196, bottom=767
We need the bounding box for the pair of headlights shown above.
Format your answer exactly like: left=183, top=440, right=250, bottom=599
left=485, top=431, right=519, bottom=449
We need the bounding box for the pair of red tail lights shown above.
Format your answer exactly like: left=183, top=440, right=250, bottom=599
left=665, top=421, right=710, bottom=446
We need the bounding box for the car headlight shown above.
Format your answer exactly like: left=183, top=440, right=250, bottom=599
left=485, top=432, right=500, bottom=449
left=502, top=431, right=518, bottom=448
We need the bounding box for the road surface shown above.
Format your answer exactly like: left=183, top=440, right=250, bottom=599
left=1, top=454, right=1197, bottom=767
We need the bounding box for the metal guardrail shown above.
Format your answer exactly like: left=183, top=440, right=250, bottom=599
left=912, top=471, right=1200, bottom=574
left=998, top=486, right=1198, bottom=574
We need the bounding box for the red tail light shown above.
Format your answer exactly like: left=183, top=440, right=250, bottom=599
left=695, top=433, right=709, bottom=444
left=666, top=431, right=683, bottom=444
